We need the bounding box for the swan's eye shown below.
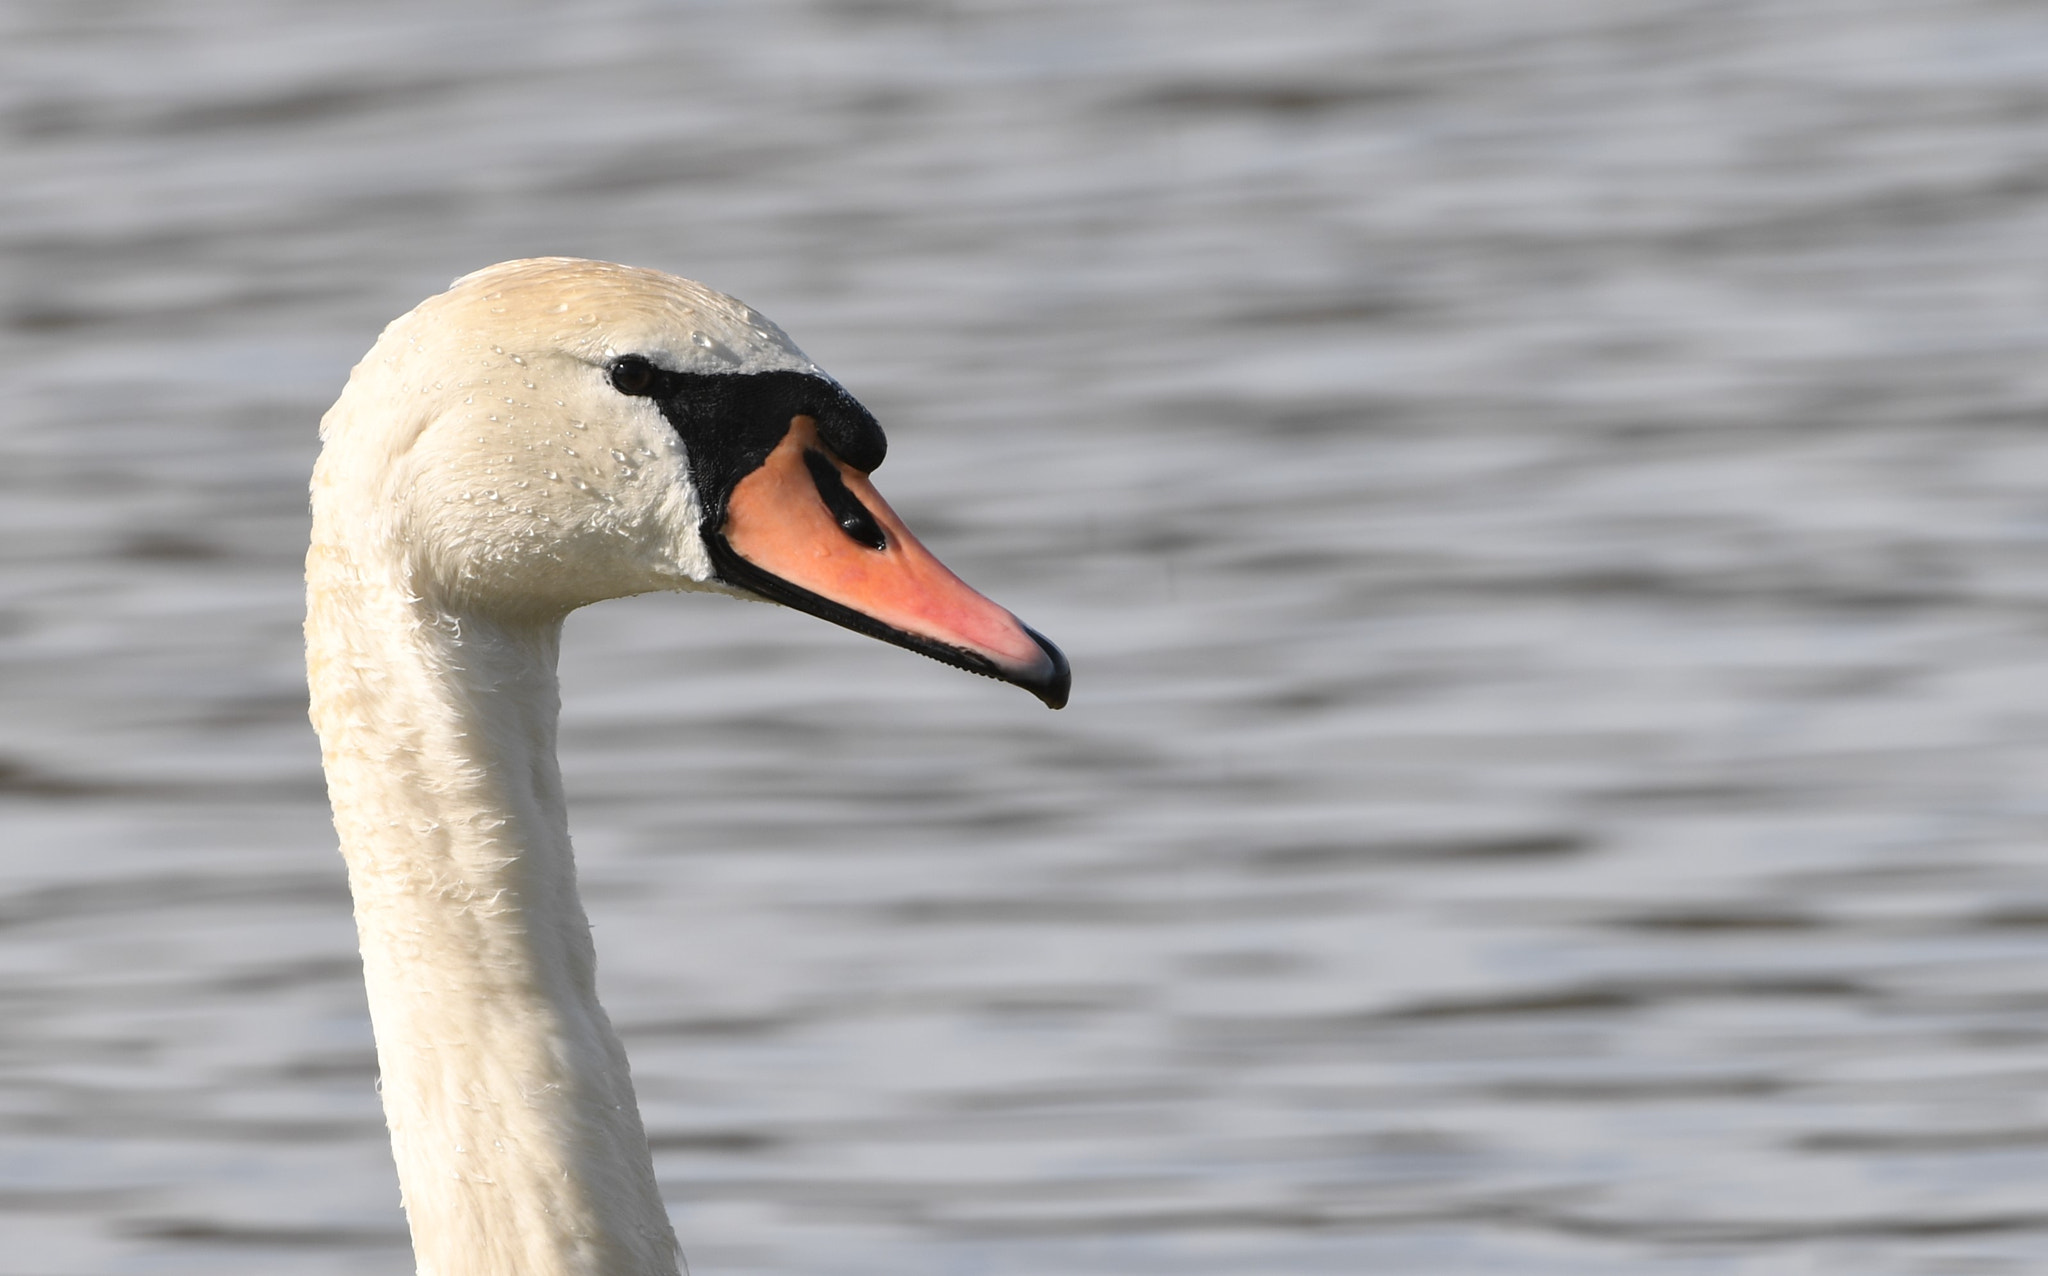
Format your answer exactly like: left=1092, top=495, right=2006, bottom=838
left=609, top=356, right=658, bottom=396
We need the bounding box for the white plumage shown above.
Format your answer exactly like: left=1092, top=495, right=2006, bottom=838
left=307, top=259, right=1063, bottom=1275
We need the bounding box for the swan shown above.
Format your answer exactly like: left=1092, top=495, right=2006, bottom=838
left=305, top=257, right=1068, bottom=1276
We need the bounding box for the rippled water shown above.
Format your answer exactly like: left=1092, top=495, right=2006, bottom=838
left=7, top=1, right=2048, bottom=1272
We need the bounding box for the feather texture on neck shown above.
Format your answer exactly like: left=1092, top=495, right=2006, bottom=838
left=308, top=552, right=679, bottom=1276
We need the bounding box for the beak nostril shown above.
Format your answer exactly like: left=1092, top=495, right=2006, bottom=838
left=802, top=448, right=887, bottom=550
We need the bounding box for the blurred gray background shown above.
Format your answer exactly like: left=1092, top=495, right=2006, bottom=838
left=6, top=1, right=2048, bottom=1273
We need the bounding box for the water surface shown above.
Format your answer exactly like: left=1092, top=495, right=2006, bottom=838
left=5, top=2, right=2048, bottom=1272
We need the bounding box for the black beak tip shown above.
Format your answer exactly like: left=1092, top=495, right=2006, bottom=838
left=1021, top=625, right=1071, bottom=710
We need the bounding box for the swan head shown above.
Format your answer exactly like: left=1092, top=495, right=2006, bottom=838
left=313, top=257, right=1068, bottom=708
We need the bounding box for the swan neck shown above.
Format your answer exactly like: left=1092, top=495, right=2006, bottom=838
left=308, top=566, right=679, bottom=1276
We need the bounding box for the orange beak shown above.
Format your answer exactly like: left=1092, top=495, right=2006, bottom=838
left=707, top=415, right=1069, bottom=709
